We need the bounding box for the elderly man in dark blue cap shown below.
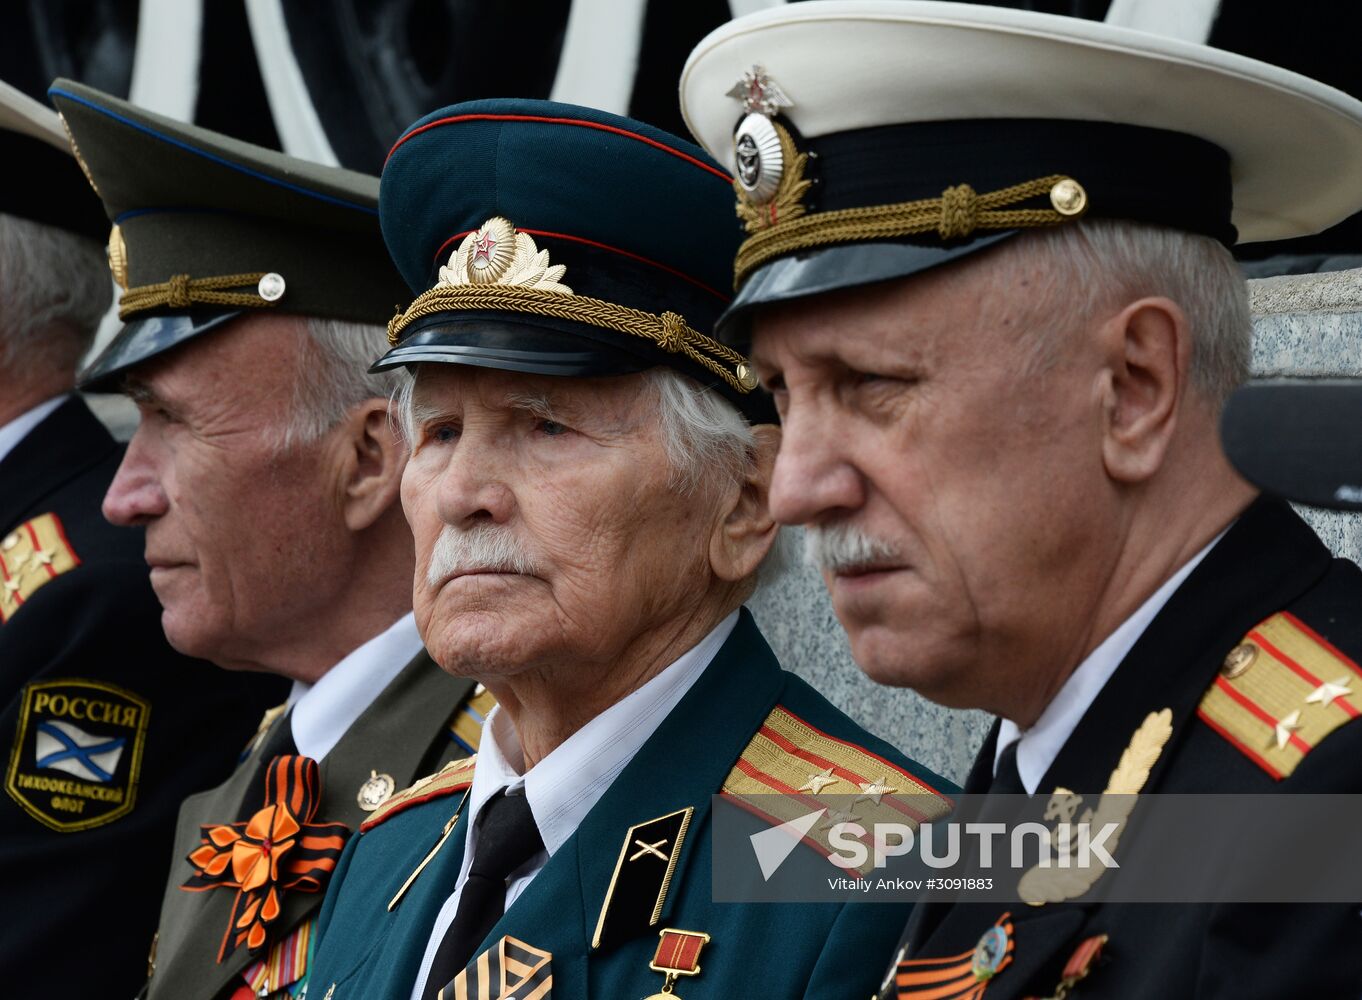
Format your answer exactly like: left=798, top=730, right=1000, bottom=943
left=306, top=99, right=955, bottom=1000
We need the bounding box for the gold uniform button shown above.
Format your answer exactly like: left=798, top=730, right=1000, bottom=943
left=735, top=362, right=758, bottom=391
left=1049, top=178, right=1088, bottom=217
left=1221, top=642, right=1258, bottom=679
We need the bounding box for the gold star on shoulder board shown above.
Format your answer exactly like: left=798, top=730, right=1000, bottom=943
left=856, top=776, right=900, bottom=806
left=1305, top=677, right=1353, bottom=708
left=1271, top=709, right=1303, bottom=751
left=798, top=766, right=839, bottom=795
left=819, top=806, right=860, bottom=832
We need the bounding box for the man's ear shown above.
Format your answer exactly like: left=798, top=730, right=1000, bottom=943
left=710, top=424, right=782, bottom=583
left=337, top=398, right=407, bottom=532
left=1098, top=296, right=1188, bottom=485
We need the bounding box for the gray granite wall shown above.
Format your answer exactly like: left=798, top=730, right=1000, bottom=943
left=753, top=267, right=1362, bottom=786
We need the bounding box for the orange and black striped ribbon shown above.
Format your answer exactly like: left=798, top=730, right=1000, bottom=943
left=181, top=755, right=350, bottom=961
left=440, top=934, right=553, bottom=1000
left=895, top=914, right=1014, bottom=1000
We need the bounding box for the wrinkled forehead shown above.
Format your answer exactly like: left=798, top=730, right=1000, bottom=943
left=122, top=314, right=308, bottom=414
left=747, top=259, right=1005, bottom=374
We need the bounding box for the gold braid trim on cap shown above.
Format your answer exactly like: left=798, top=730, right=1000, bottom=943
left=118, top=272, right=279, bottom=319
left=388, top=284, right=757, bottom=394
left=734, top=173, right=1086, bottom=288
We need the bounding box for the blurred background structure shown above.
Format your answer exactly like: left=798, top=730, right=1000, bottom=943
left=5, top=0, right=1359, bottom=782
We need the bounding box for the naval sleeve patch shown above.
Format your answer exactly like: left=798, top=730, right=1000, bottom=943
left=0, top=513, right=81, bottom=623
left=720, top=705, right=954, bottom=875
left=5, top=678, right=150, bottom=831
left=359, top=755, right=477, bottom=833
left=1199, top=611, right=1362, bottom=780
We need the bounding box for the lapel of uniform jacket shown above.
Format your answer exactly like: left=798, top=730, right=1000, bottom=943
left=1037, top=498, right=1331, bottom=797
left=905, top=500, right=1336, bottom=998
left=467, top=609, right=784, bottom=997
left=320, top=648, right=474, bottom=831
left=149, top=712, right=288, bottom=998
left=265, top=649, right=473, bottom=941
left=152, top=650, right=472, bottom=998
left=0, top=396, right=115, bottom=532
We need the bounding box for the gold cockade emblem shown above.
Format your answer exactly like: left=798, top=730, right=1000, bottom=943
left=726, top=66, right=811, bottom=235
left=107, top=224, right=129, bottom=290
left=441, top=216, right=572, bottom=292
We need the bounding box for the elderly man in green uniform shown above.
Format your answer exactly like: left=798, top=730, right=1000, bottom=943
left=48, top=81, right=490, bottom=1000
left=305, top=98, right=955, bottom=1000
left=680, top=2, right=1362, bottom=996
left=0, top=78, right=284, bottom=1000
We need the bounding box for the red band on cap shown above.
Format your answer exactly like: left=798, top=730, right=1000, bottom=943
left=387, top=114, right=732, bottom=184
left=432, top=227, right=730, bottom=302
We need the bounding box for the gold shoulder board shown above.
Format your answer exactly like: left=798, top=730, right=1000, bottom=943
left=360, top=755, right=477, bottom=833
left=1, top=513, right=81, bottom=623
left=1199, top=612, right=1361, bottom=779
left=720, top=705, right=953, bottom=875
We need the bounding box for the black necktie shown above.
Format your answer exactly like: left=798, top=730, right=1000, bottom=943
left=422, top=788, right=544, bottom=1000
left=991, top=738, right=1026, bottom=796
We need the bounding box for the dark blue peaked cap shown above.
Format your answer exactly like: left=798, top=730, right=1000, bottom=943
left=375, top=99, right=771, bottom=421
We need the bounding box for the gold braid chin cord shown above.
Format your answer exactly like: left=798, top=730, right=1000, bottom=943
left=118, top=272, right=278, bottom=320
left=734, top=174, right=1086, bottom=287
left=386, top=284, right=758, bottom=394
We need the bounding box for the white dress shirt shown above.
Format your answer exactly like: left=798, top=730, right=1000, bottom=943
left=995, top=532, right=1226, bottom=793
left=0, top=395, right=67, bottom=466
left=285, top=612, right=424, bottom=761
left=408, top=610, right=739, bottom=1000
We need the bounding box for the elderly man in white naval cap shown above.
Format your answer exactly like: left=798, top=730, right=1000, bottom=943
left=682, top=3, right=1362, bottom=996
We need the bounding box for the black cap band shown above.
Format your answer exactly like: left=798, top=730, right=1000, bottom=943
left=793, top=118, right=1235, bottom=247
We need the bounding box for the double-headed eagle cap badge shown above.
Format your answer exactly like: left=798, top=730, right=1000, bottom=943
left=726, top=66, right=794, bottom=207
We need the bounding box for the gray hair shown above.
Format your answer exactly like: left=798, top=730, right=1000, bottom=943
left=275, top=316, right=404, bottom=450
left=0, top=213, right=111, bottom=373
left=395, top=365, right=791, bottom=587
left=995, top=219, right=1251, bottom=407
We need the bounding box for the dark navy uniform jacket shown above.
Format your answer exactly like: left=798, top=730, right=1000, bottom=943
left=0, top=396, right=286, bottom=998
left=886, top=499, right=1362, bottom=999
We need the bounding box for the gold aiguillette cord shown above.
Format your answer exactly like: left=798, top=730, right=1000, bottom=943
left=388, top=787, right=472, bottom=911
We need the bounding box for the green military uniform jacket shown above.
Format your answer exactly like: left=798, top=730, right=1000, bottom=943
left=308, top=609, right=955, bottom=999
left=144, top=649, right=477, bottom=1000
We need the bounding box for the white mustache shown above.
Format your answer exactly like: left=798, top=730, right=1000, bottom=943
left=426, top=525, right=542, bottom=586
left=803, top=522, right=901, bottom=573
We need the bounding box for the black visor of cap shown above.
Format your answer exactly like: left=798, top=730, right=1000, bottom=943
left=718, top=118, right=1234, bottom=346
left=77, top=309, right=241, bottom=393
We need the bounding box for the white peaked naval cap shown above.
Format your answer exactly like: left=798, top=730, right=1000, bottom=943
left=678, top=1, right=1362, bottom=340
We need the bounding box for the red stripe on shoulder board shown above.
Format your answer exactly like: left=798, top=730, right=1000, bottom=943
left=775, top=705, right=950, bottom=800
left=1280, top=611, right=1362, bottom=680
left=1197, top=707, right=1285, bottom=780
left=358, top=780, right=470, bottom=833
left=387, top=114, right=732, bottom=184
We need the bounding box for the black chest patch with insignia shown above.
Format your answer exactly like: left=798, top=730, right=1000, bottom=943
left=593, top=807, right=693, bottom=951
left=5, top=679, right=150, bottom=831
